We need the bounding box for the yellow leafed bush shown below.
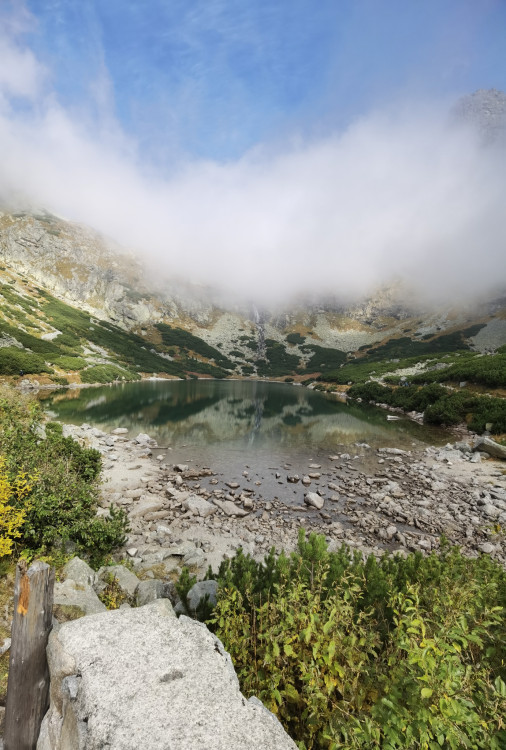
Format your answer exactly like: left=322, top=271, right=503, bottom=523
left=0, top=456, right=35, bottom=557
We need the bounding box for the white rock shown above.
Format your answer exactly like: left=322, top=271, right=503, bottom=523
left=213, top=498, right=248, bottom=517
left=304, top=492, right=324, bottom=510
left=478, top=542, right=495, bottom=554
left=184, top=494, right=216, bottom=517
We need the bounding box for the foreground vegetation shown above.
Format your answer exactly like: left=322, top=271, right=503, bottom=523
left=202, top=532, right=506, bottom=750
left=0, top=386, right=127, bottom=565
left=1, top=378, right=505, bottom=748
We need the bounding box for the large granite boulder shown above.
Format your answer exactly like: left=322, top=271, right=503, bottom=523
left=473, top=437, right=506, bottom=460
left=37, top=599, right=296, bottom=750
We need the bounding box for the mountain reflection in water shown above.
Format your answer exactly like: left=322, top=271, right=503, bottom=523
left=42, top=379, right=446, bottom=452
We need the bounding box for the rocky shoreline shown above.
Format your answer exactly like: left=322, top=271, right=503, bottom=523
left=60, top=423, right=506, bottom=575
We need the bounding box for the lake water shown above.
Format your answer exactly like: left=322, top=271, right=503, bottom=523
left=43, top=378, right=445, bottom=455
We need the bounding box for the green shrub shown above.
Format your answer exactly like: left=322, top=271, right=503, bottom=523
left=54, top=332, right=82, bottom=350
left=80, top=365, right=140, bottom=384
left=0, top=387, right=128, bottom=564
left=207, top=532, right=506, bottom=749
left=286, top=332, right=306, bottom=345
left=348, top=381, right=506, bottom=434
left=98, top=573, right=134, bottom=609
left=411, top=353, right=506, bottom=389
left=0, top=348, right=53, bottom=375
left=53, top=356, right=88, bottom=371
left=322, top=326, right=486, bottom=385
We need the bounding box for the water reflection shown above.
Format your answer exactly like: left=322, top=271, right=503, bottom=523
left=42, top=379, right=446, bottom=452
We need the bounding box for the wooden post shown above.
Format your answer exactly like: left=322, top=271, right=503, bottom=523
left=4, top=560, right=55, bottom=750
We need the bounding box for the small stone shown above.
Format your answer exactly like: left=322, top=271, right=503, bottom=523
left=478, top=542, right=495, bottom=554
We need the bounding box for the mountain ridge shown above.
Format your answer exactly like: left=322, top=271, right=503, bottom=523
left=0, top=206, right=505, bottom=388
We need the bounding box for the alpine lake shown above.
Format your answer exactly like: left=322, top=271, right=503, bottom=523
left=41, top=380, right=448, bottom=504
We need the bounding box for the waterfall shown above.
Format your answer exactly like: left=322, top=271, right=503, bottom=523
left=252, top=304, right=266, bottom=359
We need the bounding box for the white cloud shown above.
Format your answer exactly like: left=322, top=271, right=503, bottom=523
left=0, top=4, right=44, bottom=105
left=0, top=20, right=505, bottom=307
left=0, top=37, right=44, bottom=104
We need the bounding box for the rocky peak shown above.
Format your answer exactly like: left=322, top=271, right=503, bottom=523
left=451, top=88, right=506, bottom=145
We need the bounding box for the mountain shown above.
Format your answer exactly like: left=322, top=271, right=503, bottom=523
left=0, top=206, right=505, bottom=387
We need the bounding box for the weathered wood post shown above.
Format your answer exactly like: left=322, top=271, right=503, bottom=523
left=4, top=560, right=55, bottom=750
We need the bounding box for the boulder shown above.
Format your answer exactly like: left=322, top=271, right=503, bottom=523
left=98, top=565, right=141, bottom=598
left=63, top=557, right=97, bottom=588
left=37, top=600, right=296, bottom=750
left=184, top=494, right=216, bottom=517
left=186, top=580, right=219, bottom=613
left=52, top=580, right=106, bottom=620
left=304, top=492, right=324, bottom=510
left=135, top=432, right=153, bottom=444
left=129, top=497, right=165, bottom=518
left=213, top=498, right=249, bottom=517
left=135, top=579, right=166, bottom=607
left=473, top=437, right=506, bottom=461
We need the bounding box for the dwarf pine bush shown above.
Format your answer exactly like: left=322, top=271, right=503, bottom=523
left=206, top=532, right=506, bottom=749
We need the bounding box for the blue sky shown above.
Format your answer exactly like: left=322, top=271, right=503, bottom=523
left=22, top=0, right=506, bottom=163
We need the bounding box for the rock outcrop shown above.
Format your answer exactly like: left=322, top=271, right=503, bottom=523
left=37, top=599, right=296, bottom=750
